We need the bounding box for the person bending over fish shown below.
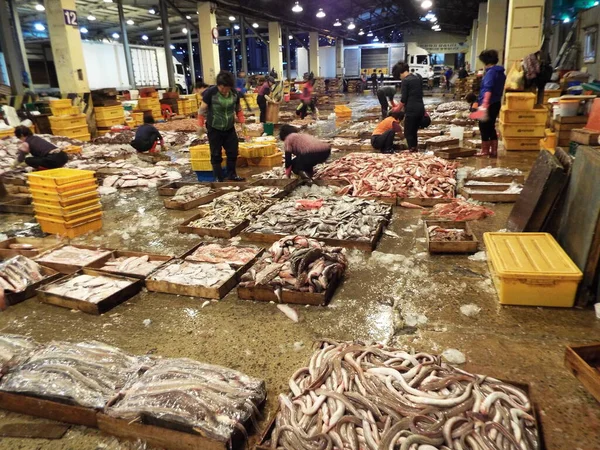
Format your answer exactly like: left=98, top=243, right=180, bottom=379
left=371, top=108, right=405, bottom=154
left=130, top=116, right=164, bottom=153
left=280, top=124, right=331, bottom=182
left=13, top=126, right=68, bottom=170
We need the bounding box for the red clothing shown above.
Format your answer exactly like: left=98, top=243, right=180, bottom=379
left=284, top=133, right=330, bottom=168
left=300, top=83, right=313, bottom=103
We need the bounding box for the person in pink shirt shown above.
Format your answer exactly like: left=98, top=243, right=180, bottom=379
left=296, top=77, right=316, bottom=119
left=280, top=124, right=331, bottom=181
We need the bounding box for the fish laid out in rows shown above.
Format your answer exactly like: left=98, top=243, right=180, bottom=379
left=422, top=200, right=495, bottom=222
left=0, top=334, right=38, bottom=369
left=187, top=191, right=274, bottom=230
left=428, top=226, right=473, bottom=242
left=148, top=260, right=236, bottom=287
left=435, top=101, right=470, bottom=112
left=245, top=197, right=391, bottom=242
left=107, top=358, right=266, bottom=444
left=0, top=341, right=143, bottom=409
left=99, top=255, right=165, bottom=276
left=35, top=245, right=112, bottom=267
left=243, top=186, right=283, bottom=198
left=102, top=166, right=182, bottom=189
left=315, top=153, right=457, bottom=200
left=469, top=166, right=523, bottom=179
left=43, top=274, right=134, bottom=304
left=268, top=341, right=540, bottom=450
left=185, top=244, right=261, bottom=266
left=240, top=235, right=347, bottom=295
left=0, top=256, right=45, bottom=292
left=171, top=185, right=214, bottom=204
left=251, top=167, right=287, bottom=179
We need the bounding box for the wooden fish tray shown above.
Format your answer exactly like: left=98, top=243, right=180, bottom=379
left=434, top=148, right=477, bottom=160
left=163, top=190, right=224, bottom=210
left=0, top=197, right=34, bottom=214
left=463, top=182, right=516, bottom=192
left=426, top=137, right=460, bottom=149
left=178, top=216, right=250, bottom=239
left=0, top=391, right=98, bottom=428
left=564, top=344, right=600, bottom=403
left=459, top=187, right=520, bottom=203
left=157, top=181, right=204, bottom=196
left=145, top=256, right=259, bottom=299
left=37, top=268, right=142, bottom=315
left=34, top=244, right=114, bottom=274
left=396, top=197, right=454, bottom=207
left=424, top=220, right=479, bottom=254
left=85, top=250, right=173, bottom=281
left=0, top=237, right=61, bottom=260
left=466, top=174, right=526, bottom=184
left=249, top=178, right=300, bottom=197
left=179, top=242, right=264, bottom=269
left=4, top=266, right=62, bottom=306
left=238, top=274, right=342, bottom=306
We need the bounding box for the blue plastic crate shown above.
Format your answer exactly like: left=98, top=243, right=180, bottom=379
left=195, top=169, right=229, bottom=181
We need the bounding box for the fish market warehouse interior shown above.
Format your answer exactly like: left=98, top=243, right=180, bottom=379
left=1, top=0, right=600, bottom=448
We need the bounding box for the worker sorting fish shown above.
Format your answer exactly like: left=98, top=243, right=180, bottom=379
left=43, top=274, right=135, bottom=304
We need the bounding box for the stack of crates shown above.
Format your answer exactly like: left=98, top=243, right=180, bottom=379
left=189, top=145, right=226, bottom=172
left=49, top=114, right=90, bottom=142
left=28, top=168, right=102, bottom=238
left=0, top=127, right=15, bottom=139
left=49, top=99, right=79, bottom=117
left=94, top=105, right=125, bottom=135
left=245, top=93, right=258, bottom=109
left=499, top=93, right=545, bottom=151
left=334, top=105, right=352, bottom=120
left=137, top=97, right=161, bottom=120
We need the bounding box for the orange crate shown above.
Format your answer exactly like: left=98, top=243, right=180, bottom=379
left=37, top=217, right=103, bottom=238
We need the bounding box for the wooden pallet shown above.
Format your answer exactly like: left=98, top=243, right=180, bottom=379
left=424, top=220, right=478, bottom=254
left=564, top=344, right=600, bottom=403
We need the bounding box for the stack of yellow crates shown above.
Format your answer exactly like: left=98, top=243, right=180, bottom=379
left=334, top=105, right=352, bottom=120
left=28, top=168, right=102, bottom=238
left=49, top=114, right=90, bottom=142
left=137, top=97, right=161, bottom=120
left=0, top=127, right=15, bottom=139
left=245, top=93, right=258, bottom=109
left=49, top=99, right=79, bottom=116
left=94, top=105, right=125, bottom=134
left=189, top=145, right=225, bottom=171
left=499, top=93, right=545, bottom=151
left=181, top=94, right=198, bottom=110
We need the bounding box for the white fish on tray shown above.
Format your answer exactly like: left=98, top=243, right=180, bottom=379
left=100, top=255, right=164, bottom=276
left=44, top=274, right=134, bottom=303
left=0, top=256, right=45, bottom=293
left=36, top=246, right=112, bottom=267
left=148, top=260, right=235, bottom=287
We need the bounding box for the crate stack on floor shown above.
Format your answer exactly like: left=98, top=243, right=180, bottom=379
left=28, top=168, right=102, bottom=238
left=242, top=136, right=281, bottom=168
left=49, top=99, right=90, bottom=142
left=160, top=91, right=179, bottom=116
left=189, top=145, right=225, bottom=180
left=500, top=93, right=546, bottom=151
left=91, top=89, right=125, bottom=136
left=177, top=94, right=198, bottom=117
left=136, top=89, right=161, bottom=121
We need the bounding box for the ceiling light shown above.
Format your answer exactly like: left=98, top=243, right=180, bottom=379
left=142, top=34, right=149, bottom=40
left=157, top=26, right=162, bottom=30
left=35, top=2, right=45, bottom=11
left=229, top=15, right=236, bottom=21
left=358, top=29, right=364, bottom=36
left=252, top=22, right=259, bottom=28
left=429, top=15, right=437, bottom=22
left=80, top=27, right=88, bottom=34
left=170, top=44, right=175, bottom=49
left=112, top=32, right=119, bottom=38
left=289, top=35, right=293, bottom=39
left=292, top=2, right=303, bottom=13
left=103, top=0, right=113, bottom=2
left=148, top=7, right=156, bottom=14
left=425, top=12, right=434, bottom=20
left=126, top=19, right=134, bottom=25
left=182, top=27, right=188, bottom=34
left=373, top=36, right=379, bottom=42
left=87, top=15, right=96, bottom=21
left=333, top=19, right=342, bottom=26
left=316, top=8, right=326, bottom=18
left=186, top=15, right=191, bottom=19
left=367, top=30, right=373, bottom=37
left=234, top=24, right=240, bottom=30
left=348, top=22, right=356, bottom=30
left=34, top=23, right=45, bottom=31
left=421, top=0, right=433, bottom=8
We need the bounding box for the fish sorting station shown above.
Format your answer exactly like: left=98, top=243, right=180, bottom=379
left=1, top=0, right=600, bottom=449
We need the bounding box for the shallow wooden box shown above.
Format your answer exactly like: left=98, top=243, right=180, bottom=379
left=565, top=343, right=600, bottom=403
left=0, top=197, right=34, bottom=214
left=424, top=220, right=478, bottom=254
left=466, top=174, right=526, bottom=184
left=178, top=216, right=250, bottom=239
left=37, top=268, right=142, bottom=314
left=459, top=187, right=520, bottom=203
left=157, top=181, right=203, bottom=196
left=86, top=250, right=173, bottom=281
left=396, top=197, right=454, bottom=207
left=163, top=190, right=224, bottom=210
left=34, top=244, right=114, bottom=274
left=0, top=237, right=60, bottom=260
left=249, top=178, right=300, bottom=197
left=5, top=266, right=62, bottom=306
left=179, top=242, right=264, bottom=272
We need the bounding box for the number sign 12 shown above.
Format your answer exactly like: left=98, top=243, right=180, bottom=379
left=63, top=9, right=78, bottom=26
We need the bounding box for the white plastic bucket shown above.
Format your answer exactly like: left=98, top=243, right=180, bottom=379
left=450, top=126, right=464, bottom=146
left=559, top=100, right=580, bottom=117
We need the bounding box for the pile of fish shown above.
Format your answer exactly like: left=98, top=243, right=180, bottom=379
left=36, top=245, right=112, bottom=267
left=428, top=225, right=473, bottom=242
left=252, top=167, right=287, bottom=179
left=246, top=197, right=390, bottom=241
left=315, top=152, right=457, bottom=199
left=99, top=255, right=165, bottom=276
left=240, top=235, right=347, bottom=294
left=171, top=185, right=214, bottom=203
left=107, top=358, right=266, bottom=443
left=470, top=166, right=523, bottom=179
left=423, top=200, right=495, bottom=221
left=93, top=131, right=135, bottom=145
left=338, top=121, right=377, bottom=138
left=102, top=166, right=182, bottom=189
left=0, top=334, right=38, bottom=369
left=243, top=186, right=282, bottom=198
left=148, top=260, right=235, bottom=287
left=43, top=274, right=135, bottom=303
left=155, top=119, right=199, bottom=132
left=0, top=256, right=45, bottom=292
left=187, top=191, right=274, bottom=229
left=160, top=131, right=200, bottom=148
left=331, top=137, right=370, bottom=150
left=436, top=101, right=471, bottom=112
left=268, top=341, right=540, bottom=450
left=185, top=244, right=260, bottom=266
left=0, top=341, right=142, bottom=408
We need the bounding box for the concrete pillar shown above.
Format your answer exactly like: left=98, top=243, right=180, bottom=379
left=44, top=0, right=89, bottom=93
left=10, top=2, right=32, bottom=91
left=485, top=0, right=508, bottom=63
left=504, top=0, right=545, bottom=69
left=469, top=20, right=478, bottom=71
left=117, top=0, right=135, bottom=89
left=187, top=30, right=195, bottom=90
left=240, top=17, right=248, bottom=74
left=309, top=31, right=320, bottom=77
left=285, top=28, right=292, bottom=80
left=198, top=2, right=220, bottom=84
left=268, top=22, right=283, bottom=79
left=336, top=38, right=344, bottom=77
left=0, top=0, right=26, bottom=94
left=475, top=3, right=487, bottom=69
left=160, top=0, right=175, bottom=88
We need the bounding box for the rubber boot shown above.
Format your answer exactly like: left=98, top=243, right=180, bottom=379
left=490, top=140, right=498, bottom=158
left=476, top=141, right=491, bottom=157
left=212, top=164, right=224, bottom=182
left=226, top=158, right=245, bottom=182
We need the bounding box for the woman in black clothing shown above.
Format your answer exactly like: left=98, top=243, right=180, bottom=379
left=393, top=62, right=425, bottom=152
left=14, top=126, right=68, bottom=169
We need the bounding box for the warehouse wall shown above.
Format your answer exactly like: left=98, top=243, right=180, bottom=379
left=405, top=28, right=469, bottom=54
left=578, top=6, right=600, bottom=78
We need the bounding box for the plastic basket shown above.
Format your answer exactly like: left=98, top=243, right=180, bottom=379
left=37, top=217, right=103, bottom=238
left=96, top=117, right=125, bottom=128
left=505, top=93, right=535, bottom=111
left=499, top=121, right=545, bottom=138
left=31, top=191, right=99, bottom=207
left=51, top=124, right=90, bottom=138
left=71, top=133, right=91, bottom=142
left=190, top=145, right=212, bottom=159
left=51, top=106, right=80, bottom=116
left=94, top=106, right=124, bottom=120
left=33, top=198, right=101, bottom=215
left=48, top=114, right=87, bottom=128
left=49, top=99, right=73, bottom=108
left=191, top=158, right=225, bottom=171
left=27, top=168, right=95, bottom=187
left=36, top=203, right=102, bottom=222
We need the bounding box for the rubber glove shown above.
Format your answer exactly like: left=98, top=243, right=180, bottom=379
left=469, top=92, right=491, bottom=122
left=198, top=115, right=206, bottom=128
left=236, top=110, right=246, bottom=124
left=285, top=166, right=292, bottom=178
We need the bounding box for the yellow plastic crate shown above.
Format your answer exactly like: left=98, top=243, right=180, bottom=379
left=499, top=121, right=545, bottom=138
left=94, top=106, right=124, bottom=120
left=138, top=98, right=160, bottom=108
left=131, top=112, right=144, bottom=123
left=51, top=124, right=90, bottom=138
left=96, top=117, right=125, bottom=128
left=335, top=105, right=352, bottom=115
left=36, top=203, right=102, bottom=222
left=191, top=158, right=225, bottom=171
left=49, top=114, right=87, bottom=128
left=27, top=168, right=95, bottom=187
left=37, top=216, right=103, bottom=238
left=484, top=232, right=582, bottom=307
left=32, top=191, right=99, bottom=208
left=247, top=151, right=283, bottom=167
left=72, top=133, right=91, bottom=142
left=500, top=106, right=547, bottom=124
left=190, top=145, right=211, bottom=159
left=30, top=184, right=98, bottom=202
left=0, top=128, right=15, bottom=138
left=502, top=137, right=541, bottom=151
left=505, top=92, right=535, bottom=111
left=49, top=99, right=73, bottom=108
left=33, top=197, right=100, bottom=215
left=51, top=106, right=80, bottom=116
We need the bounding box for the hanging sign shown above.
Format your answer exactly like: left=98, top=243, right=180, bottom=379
left=212, top=27, right=219, bottom=45
left=63, top=9, right=78, bottom=26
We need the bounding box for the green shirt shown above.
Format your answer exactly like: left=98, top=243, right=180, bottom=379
left=202, top=86, right=241, bottom=131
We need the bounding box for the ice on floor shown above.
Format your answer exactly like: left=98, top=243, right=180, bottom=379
left=442, top=348, right=466, bottom=364
left=460, top=304, right=482, bottom=317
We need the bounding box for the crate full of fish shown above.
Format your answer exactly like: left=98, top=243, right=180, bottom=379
left=424, top=220, right=479, bottom=254
left=0, top=256, right=61, bottom=307
left=180, top=243, right=263, bottom=270
left=238, top=235, right=347, bottom=305
left=163, top=185, right=225, bottom=210
left=255, top=340, right=544, bottom=450
left=37, top=269, right=142, bottom=314
left=85, top=251, right=173, bottom=280
left=34, top=245, right=113, bottom=274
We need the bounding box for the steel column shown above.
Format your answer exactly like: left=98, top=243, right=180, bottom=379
left=118, top=0, right=135, bottom=88
left=160, top=0, right=176, bottom=88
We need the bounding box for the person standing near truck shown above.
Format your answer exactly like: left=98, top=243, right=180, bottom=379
left=371, top=70, right=378, bottom=94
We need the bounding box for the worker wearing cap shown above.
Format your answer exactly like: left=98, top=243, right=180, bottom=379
left=198, top=71, right=246, bottom=182
left=257, top=76, right=275, bottom=123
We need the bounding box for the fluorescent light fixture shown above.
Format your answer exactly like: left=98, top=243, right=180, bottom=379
left=186, top=15, right=191, bottom=19
left=316, top=8, right=326, bottom=18
left=563, top=17, right=571, bottom=23
left=170, top=44, right=175, bottom=49
left=358, top=29, right=364, bottom=36
left=229, top=15, right=236, bottom=21
left=367, top=30, right=373, bottom=37
left=348, top=22, right=356, bottom=30
left=292, top=2, right=303, bottom=13
left=126, top=19, right=134, bottom=25
left=182, top=27, right=188, bottom=34
left=34, top=23, right=45, bottom=31
left=87, top=15, right=96, bottom=21
left=80, top=27, right=88, bottom=33
left=333, top=19, right=342, bottom=26
left=112, top=32, right=119, bottom=38
left=142, top=34, right=149, bottom=40
left=157, top=26, right=162, bottom=30
left=252, top=22, right=259, bottom=28
left=35, top=2, right=45, bottom=11
left=148, top=7, right=156, bottom=14
left=234, top=24, right=240, bottom=30
left=373, top=36, right=379, bottom=42
left=425, top=12, right=434, bottom=20
left=421, top=0, right=432, bottom=9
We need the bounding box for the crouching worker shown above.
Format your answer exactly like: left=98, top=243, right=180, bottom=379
left=371, top=108, right=405, bottom=154
left=280, top=125, right=331, bottom=181
left=130, top=116, right=164, bottom=153
left=14, top=126, right=68, bottom=170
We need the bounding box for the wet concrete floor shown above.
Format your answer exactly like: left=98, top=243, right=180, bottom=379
left=0, top=94, right=599, bottom=450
